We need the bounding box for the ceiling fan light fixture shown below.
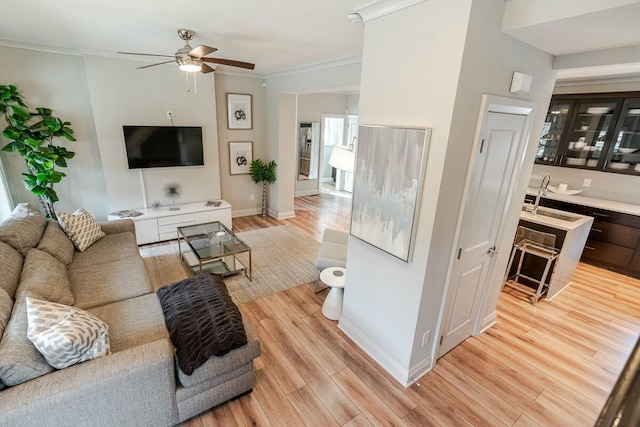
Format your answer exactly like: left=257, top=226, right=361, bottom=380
left=178, top=59, right=202, bottom=72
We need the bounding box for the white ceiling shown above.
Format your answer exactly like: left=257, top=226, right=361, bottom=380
left=0, top=0, right=639, bottom=78
left=503, top=2, right=640, bottom=56
left=0, top=0, right=365, bottom=75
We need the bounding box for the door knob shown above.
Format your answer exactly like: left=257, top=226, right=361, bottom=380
left=487, top=246, right=497, bottom=257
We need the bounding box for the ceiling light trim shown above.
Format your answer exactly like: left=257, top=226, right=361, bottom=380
left=350, top=0, right=427, bottom=23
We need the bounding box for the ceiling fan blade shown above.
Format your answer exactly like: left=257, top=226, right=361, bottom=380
left=118, top=51, right=175, bottom=58
left=189, top=45, right=217, bottom=58
left=201, top=57, right=255, bottom=70
left=136, top=60, right=176, bottom=69
left=200, top=63, right=215, bottom=74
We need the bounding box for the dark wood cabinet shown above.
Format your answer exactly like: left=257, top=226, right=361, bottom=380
left=524, top=194, right=640, bottom=278
left=537, top=92, right=640, bottom=175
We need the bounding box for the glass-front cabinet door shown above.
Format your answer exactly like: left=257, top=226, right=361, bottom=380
left=536, top=100, right=573, bottom=164
left=605, top=98, right=640, bottom=174
left=561, top=99, right=622, bottom=169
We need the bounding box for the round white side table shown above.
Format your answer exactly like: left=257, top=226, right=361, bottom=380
left=320, top=267, right=346, bottom=320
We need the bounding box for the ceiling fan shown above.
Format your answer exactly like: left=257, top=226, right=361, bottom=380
left=118, top=29, right=255, bottom=74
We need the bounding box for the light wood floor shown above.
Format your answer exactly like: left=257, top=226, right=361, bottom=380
left=183, top=191, right=640, bottom=427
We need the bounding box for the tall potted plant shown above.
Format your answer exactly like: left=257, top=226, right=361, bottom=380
left=0, top=84, right=76, bottom=219
left=249, top=158, right=277, bottom=217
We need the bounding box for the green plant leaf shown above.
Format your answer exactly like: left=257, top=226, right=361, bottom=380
left=42, top=187, right=59, bottom=203
left=25, top=182, right=47, bottom=196
left=49, top=171, right=65, bottom=183
left=36, top=107, right=52, bottom=116
left=54, top=157, right=67, bottom=168
left=10, top=105, right=31, bottom=121
left=1, top=141, right=22, bottom=152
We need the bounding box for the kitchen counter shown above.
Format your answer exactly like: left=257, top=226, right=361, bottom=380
left=516, top=205, right=593, bottom=300
left=526, top=188, right=640, bottom=217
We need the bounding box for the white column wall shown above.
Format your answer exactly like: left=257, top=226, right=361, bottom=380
left=340, top=0, right=556, bottom=385
left=340, top=0, right=473, bottom=383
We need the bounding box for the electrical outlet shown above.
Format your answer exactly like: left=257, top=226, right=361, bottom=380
left=422, top=330, right=431, bottom=347
left=166, top=111, right=173, bottom=120
left=250, top=194, right=255, bottom=201
left=583, top=178, right=592, bottom=187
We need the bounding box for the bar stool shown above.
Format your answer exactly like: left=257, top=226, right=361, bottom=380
left=503, top=226, right=559, bottom=306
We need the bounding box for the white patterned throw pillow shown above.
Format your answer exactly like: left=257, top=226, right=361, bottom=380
left=26, top=297, right=110, bottom=369
left=56, top=208, right=105, bottom=252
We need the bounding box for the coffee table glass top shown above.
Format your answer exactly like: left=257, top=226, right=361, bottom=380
left=177, top=221, right=250, bottom=261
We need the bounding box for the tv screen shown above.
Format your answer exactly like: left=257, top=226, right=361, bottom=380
left=123, top=126, right=204, bottom=169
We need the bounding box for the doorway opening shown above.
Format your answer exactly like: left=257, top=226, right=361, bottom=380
left=321, top=113, right=357, bottom=198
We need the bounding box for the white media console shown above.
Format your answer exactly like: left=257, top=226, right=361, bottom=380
left=107, top=201, right=232, bottom=245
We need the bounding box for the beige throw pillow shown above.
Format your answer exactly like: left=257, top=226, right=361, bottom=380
left=26, top=297, right=110, bottom=369
left=56, top=208, right=105, bottom=252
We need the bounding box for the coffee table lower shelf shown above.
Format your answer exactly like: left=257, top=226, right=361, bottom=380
left=181, top=250, right=250, bottom=279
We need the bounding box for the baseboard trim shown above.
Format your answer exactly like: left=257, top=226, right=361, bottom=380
left=272, top=209, right=295, bottom=220
left=232, top=208, right=262, bottom=218
left=477, top=311, right=497, bottom=334
left=295, top=189, right=320, bottom=197
left=407, top=356, right=432, bottom=386
left=339, top=316, right=428, bottom=387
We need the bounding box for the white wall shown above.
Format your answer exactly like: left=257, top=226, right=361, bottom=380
left=295, top=93, right=349, bottom=196
left=83, top=55, right=221, bottom=214
left=0, top=47, right=108, bottom=218
left=340, top=0, right=473, bottom=382
left=214, top=73, right=267, bottom=216
left=340, top=0, right=555, bottom=385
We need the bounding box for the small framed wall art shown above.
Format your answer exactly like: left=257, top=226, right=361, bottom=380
left=227, top=93, right=253, bottom=129
left=229, top=141, right=253, bottom=175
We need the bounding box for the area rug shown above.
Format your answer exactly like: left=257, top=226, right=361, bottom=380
left=139, top=224, right=320, bottom=304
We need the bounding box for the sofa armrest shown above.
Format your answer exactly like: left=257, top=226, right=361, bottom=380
left=100, top=219, right=135, bottom=236
left=0, top=339, right=177, bottom=427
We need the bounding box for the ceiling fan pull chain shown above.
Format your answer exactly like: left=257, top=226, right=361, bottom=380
left=194, top=73, right=198, bottom=95
left=185, top=71, right=190, bottom=93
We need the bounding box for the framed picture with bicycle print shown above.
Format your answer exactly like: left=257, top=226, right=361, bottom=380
left=229, top=141, right=253, bottom=175
left=227, top=93, right=253, bottom=129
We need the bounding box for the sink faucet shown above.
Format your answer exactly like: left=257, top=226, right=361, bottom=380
left=533, top=174, right=551, bottom=214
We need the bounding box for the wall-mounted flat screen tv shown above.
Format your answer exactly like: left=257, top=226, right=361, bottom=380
left=123, top=125, right=204, bottom=169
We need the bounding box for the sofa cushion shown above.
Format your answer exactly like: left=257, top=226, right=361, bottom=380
left=56, top=208, right=105, bottom=252
left=157, top=273, right=248, bottom=376
left=26, top=297, right=110, bottom=369
left=37, top=220, right=75, bottom=266
left=0, top=289, right=12, bottom=341
left=0, top=293, right=55, bottom=387
left=68, top=233, right=152, bottom=310
left=0, top=203, right=47, bottom=255
left=87, top=293, right=168, bottom=353
left=0, top=241, right=23, bottom=298
left=16, top=248, right=74, bottom=306
left=176, top=320, right=260, bottom=388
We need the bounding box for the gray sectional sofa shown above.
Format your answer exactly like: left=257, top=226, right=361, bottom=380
left=0, top=203, right=260, bottom=426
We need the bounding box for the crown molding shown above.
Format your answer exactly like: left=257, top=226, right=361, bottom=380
left=350, top=0, right=426, bottom=23
left=264, top=55, right=362, bottom=80
left=0, top=39, right=81, bottom=56
left=555, top=74, right=640, bottom=87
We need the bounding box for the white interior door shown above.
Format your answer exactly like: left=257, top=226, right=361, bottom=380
left=438, top=110, right=527, bottom=357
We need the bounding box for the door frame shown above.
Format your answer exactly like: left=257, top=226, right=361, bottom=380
left=436, top=95, right=536, bottom=357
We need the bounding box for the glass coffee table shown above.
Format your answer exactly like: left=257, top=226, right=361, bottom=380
left=177, top=221, right=252, bottom=280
